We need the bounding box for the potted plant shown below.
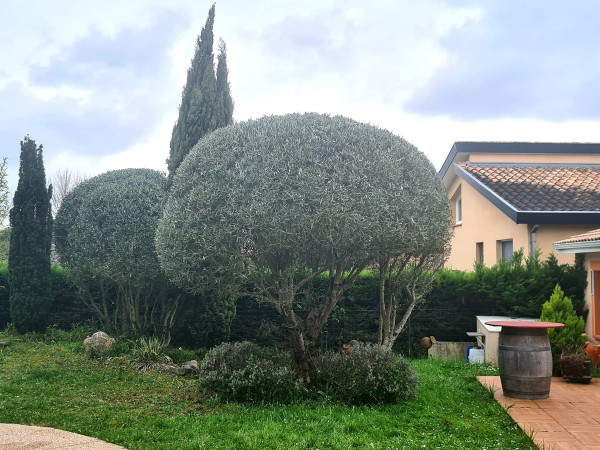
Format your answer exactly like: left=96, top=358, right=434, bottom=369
left=559, top=338, right=592, bottom=384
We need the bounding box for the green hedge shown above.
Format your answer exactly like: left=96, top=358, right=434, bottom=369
left=0, top=251, right=586, bottom=354
left=0, top=262, right=90, bottom=330
left=231, top=252, right=586, bottom=354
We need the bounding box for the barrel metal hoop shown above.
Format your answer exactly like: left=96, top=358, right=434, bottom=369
left=501, top=375, right=550, bottom=382
left=499, top=345, right=551, bottom=352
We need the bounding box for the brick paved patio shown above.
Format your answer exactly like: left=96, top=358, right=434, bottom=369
left=479, top=376, right=600, bottom=449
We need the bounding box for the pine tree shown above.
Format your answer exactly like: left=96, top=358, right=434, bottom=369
left=9, top=136, right=53, bottom=333
left=168, top=3, right=234, bottom=180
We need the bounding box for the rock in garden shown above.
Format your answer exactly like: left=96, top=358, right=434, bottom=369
left=182, top=360, right=200, bottom=374
left=0, top=341, right=6, bottom=347
left=83, top=331, right=115, bottom=354
left=160, top=364, right=186, bottom=376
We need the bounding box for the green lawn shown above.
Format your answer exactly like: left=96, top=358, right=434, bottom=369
left=0, top=329, right=536, bottom=449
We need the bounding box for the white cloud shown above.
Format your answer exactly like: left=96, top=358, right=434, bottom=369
left=2, top=0, right=600, bottom=201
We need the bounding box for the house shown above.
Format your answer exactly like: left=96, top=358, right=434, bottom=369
left=439, top=142, right=600, bottom=271
left=554, top=229, right=600, bottom=342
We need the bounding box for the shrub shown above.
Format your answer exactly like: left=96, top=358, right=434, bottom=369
left=198, top=341, right=304, bottom=403
left=540, top=284, right=587, bottom=374
left=312, top=343, right=418, bottom=405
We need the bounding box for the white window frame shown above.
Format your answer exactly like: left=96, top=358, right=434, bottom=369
left=455, top=195, right=462, bottom=225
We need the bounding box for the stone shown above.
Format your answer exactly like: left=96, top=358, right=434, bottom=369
left=0, top=342, right=6, bottom=347
left=160, top=364, right=186, bottom=376
left=83, top=331, right=115, bottom=354
left=159, top=360, right=199, bottom=376
left=182, top=360, right=200, bottom=375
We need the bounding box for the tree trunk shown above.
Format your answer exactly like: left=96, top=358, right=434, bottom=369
left=290, top=328, right=315, bottom=384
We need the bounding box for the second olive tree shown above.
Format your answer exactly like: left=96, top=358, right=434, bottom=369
left=55, top=169, right=178, bottom=341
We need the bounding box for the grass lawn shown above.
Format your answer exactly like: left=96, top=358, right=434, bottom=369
left=0, top=328, right=536, bottom=449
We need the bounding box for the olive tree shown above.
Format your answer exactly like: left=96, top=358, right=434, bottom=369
left=156, top=113, right=451, bottom=382
left=377, top=240, right=451, bottom=349
left=55, top=169, right=178, bottom=341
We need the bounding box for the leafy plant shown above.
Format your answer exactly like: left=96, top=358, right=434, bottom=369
left=540, top=284, right=587, bottom=374
left=132, top=336, right=171, bottom=364
left=312, top=342, right=418, bottom=405
left=198, top=341, right=304, bottom=404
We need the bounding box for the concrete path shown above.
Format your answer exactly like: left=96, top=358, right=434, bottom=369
left=0, top=424, right=125, bottom=449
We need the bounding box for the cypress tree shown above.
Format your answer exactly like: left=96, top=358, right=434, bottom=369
left=9, top=136, right=53, bottom=333
left=216, top=38, right=234, bottom=127
left=167, top=3, right=234, bottom=180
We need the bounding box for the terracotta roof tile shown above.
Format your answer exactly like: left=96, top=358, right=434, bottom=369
left=555, top=228, right=600, bottom=244
left=463, top=164, right=600, bottom=212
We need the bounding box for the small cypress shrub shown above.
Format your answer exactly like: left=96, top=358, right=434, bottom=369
left=198, top=341, right=304, bottom=404
left=540, top=284, right=587, bottom=374
left=312, top=343, right=418, bottom=405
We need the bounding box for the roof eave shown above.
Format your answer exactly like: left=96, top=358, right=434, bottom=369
left=553, top=241, right=600, bottom=254
left=454, top=163, right=600, bottom=225
left=454, top=163, right=519, bottom=222
left=438, top=141, right=600, bottom=187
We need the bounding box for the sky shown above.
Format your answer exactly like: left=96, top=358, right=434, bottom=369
left=1, top=0, right=600, bottom=196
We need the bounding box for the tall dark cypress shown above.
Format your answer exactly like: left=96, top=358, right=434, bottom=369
left=9, top=136, right=53, bottom=333
left=216, top=38, right=234, bottom=127
left=167, top=3, right=234, bottom=180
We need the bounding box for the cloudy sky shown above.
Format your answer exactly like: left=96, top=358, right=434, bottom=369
left=1, top=0, right=600, bottom=194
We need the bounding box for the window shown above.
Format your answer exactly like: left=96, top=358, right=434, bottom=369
left=455, top=195, right=462, bottom=224
left=501, top=239, right=513, bottom=262
left=476, top=242, right=484, bottom=265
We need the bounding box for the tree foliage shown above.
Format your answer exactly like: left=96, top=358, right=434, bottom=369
left=55, top=169, right=177, bottom=340
left=540, top=284, right=587, bottom=374
left=9, top=136, right=53, bottom=333
left=167, top=3, right=233, bottom=180
left=157, top=113, right=450, bottom=381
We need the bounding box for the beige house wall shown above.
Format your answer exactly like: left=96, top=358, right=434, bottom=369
left=445, top=149, right=600, bottom=271
left=446, top=178, right=529, bottom=271
left=535, top=226, right=599, bottom=265
left=446, top=180, right=598, bottom=270
left=583, top=253, right=600, bottom=343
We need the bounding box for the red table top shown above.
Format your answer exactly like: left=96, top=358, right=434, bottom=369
left=485, top=320, right=564, bottom=329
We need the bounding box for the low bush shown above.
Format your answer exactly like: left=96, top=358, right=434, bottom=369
left=313, top=343, right=418, bottom=405
left=198, top=341, right=304, bottom=404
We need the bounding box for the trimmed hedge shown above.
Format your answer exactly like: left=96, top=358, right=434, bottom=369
left=231, top=252, right=586, bottom=354
left=0, top=251, right=586, bottom=356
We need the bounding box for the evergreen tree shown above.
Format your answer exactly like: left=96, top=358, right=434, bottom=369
left=216, top=38, right=234, bottom=127
left=168, top=3, right=234, bottom=180
left=9, top=136, right=53, bottom=333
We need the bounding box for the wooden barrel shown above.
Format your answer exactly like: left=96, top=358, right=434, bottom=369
left=497, top=327, right=553, bottom=399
